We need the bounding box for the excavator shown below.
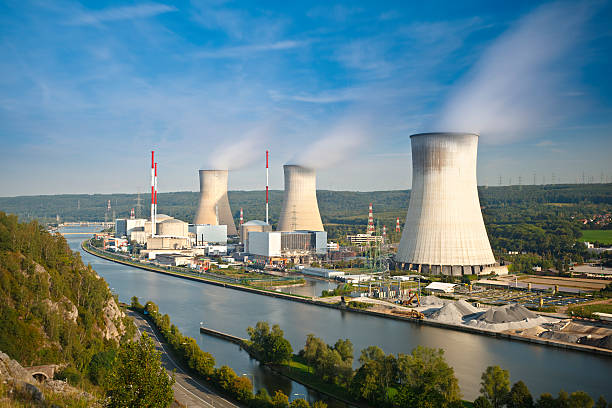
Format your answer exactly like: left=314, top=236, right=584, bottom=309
left=401, top=290, right=421, bottom=307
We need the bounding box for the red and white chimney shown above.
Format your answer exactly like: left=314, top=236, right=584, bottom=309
left=265, top=150, right=269, bottom=224
left=367, top=203, right=375, bottom=235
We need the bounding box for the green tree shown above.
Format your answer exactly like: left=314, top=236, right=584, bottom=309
left=507, top=381, right=533, bottom=408
left=247, top=321, right=293, bottom=364
left=130, top=296, right=143, bottom=310
left=394, top=346, right=461, bottom=408
left=312, top=401, right=328, bottom=408
left=535, top=393, right=558, bottom=408
left=595, top=396, right=608, bottom=408
left=105, top=333, right=174, bottom=408
left=251, top=389, right=273, bottom=408
left=474, top=396, right=493, bottom=408
left=231, top=376, right=253, bottom=402
left=480, top=366, right=510, bottom=408
left=568, top=391, right=594, bottom=408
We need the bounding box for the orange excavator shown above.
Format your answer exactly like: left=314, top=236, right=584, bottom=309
left=402, top=290, right=421, bottom=307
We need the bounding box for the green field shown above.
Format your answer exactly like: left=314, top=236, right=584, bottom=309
left=580, top=230, right=612, bottom=245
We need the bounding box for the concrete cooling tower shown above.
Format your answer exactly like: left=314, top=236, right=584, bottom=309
left=396, top=132, right=495, bottom=275
left=277, top=165, right=324, bottom=232
left=194, top=170, right=238, bottom=235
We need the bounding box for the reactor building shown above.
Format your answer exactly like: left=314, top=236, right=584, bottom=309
left=277, top=165, right=324, bottom=232
left=396, top=132, right=496, bottom=276
left=193, top=170, right=238, bottom=236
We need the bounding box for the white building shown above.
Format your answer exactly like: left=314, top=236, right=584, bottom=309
left=115, top=218, right=147, bottom=238
left=190, top=224, right=227, bottom=245
left=424, top=282, right=457, bottom=293
left=248, top=231, right=282, bottom=257
left=302, top=267, right=345, bottom=278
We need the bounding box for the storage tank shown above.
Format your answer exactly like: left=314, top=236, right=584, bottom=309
left=193, top=170, right=238, bottom=235
left=396, top=132, right=495, bottom=275
left=157, top=218, right=188, bottom=237
left=277, top=165, right=324, bottom=232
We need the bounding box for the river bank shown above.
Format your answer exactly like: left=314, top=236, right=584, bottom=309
left=83, top=241, right=612, bottom=358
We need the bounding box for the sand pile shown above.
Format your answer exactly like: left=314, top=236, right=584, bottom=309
left=420, top=296, right=450, bottom=307
left=467, top=304, right=554, bottom=331
left=429, top=300, right=480, bottom=324
left=539, top=331, right=584, bottom=343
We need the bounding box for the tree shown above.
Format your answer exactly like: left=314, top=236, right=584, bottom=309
left=215, top=365, right=238, bottom=391
left=507, top=381, right=533, bottom=408
left=474, top=396, right=493, bottom=408
left=231, top=376, right=253, bottom=402
left=535, top=393, right=558, bottom=408
left=312, top=401, right=328, bottom=408
left=595, top=396, right=608, bottom=408
left=568, top=391, right=594, bottom=408
left=290, top=399, right=310, bottom=408
left=272, top=390, right=290, bottom=408
left=105, top=333, right=174, bottom=408
left=350, top=360, right=382, bottom=404
left=395, top=347, right=461, bottom=408
left=480, top=366, right=510, bottom=408
left=247, top=321, right=293, bottom=364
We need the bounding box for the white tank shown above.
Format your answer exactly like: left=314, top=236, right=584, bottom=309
left=277, top=165, right=324, bottom=232
left=396, top=133, right=495, bottom=276
left=193, top=170, right=238, bottom=235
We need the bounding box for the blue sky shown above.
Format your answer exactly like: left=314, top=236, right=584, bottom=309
left=1, top=0, right=611, bottom=195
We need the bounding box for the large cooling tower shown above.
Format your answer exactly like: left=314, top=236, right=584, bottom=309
left=194, top=170, right=238, bottom=235
left=396, top=133, right=495, bottom=276
left=277, top=165, right=324, bottom=232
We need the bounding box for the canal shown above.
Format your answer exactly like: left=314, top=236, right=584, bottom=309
left=64, top=228, right=612, bottom=404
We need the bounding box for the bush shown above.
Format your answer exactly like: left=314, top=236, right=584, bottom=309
left=55, top=366, right=82, bottom=386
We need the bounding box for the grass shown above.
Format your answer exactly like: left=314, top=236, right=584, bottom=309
left=274, top=356, right=356, bottom=404
left=568, top=303, right=612, bottom=318
left=580, top=230, right=612, bottom=245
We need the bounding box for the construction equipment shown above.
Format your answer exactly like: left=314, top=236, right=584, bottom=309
left=402, top=291, right=421, bottom=306
left=392, top=309, right=425, bottom=319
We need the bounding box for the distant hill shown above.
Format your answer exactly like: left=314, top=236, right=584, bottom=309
left=0, top=184, right=610, bottom=229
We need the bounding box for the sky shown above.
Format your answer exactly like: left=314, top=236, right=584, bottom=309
left=1, top=0, right=611, bottom=196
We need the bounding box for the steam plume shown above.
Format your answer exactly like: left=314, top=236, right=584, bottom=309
left=438, top=2, right=591, bottom=142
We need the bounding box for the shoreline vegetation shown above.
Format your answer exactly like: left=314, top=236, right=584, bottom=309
left=135, top=298, right=611, bottom=408
left=83, top=240, right=612, bottom=357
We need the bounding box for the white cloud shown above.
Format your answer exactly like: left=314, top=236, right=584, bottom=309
left=68, top=3, right=177, bottom=25
left=193, top=40, right=307, bottom=59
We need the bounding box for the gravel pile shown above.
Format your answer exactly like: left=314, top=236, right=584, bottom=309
left=466, top=304, right=553, bottom=331
left=420, top=296, right=450, bottom=307
left=429, top=300, right=481, bottom=324
left=539, top=331, right=584, bottom=343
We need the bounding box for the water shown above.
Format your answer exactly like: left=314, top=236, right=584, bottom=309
left=63, top=228, right=612, bottom=404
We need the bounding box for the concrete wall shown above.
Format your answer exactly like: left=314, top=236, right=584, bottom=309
left=248, top=231, right=281, bottom=257
left=190, top=224, right=228, bottom=244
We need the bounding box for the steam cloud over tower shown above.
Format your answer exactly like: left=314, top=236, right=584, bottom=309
left=397, top=133, right=495, bottom=275
left=194, top=170, right=238, bottom=235
left=277, top=165, right=324, bottom=232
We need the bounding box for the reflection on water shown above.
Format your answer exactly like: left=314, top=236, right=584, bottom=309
left=62, top=227, right=612, bottom=403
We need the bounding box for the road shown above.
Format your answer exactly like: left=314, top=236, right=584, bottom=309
left=127, top=310, right=238, bottom=408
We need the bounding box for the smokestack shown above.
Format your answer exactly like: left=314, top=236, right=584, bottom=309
left=240, top=208, right=244, bottom=225
left=154, top=162, right=158, bottom=235
left=130, top=208, right=135, bottom=219
left=383, top=225, right=387, bottom=243
left=194, top=170, right=238, bottom=235
left=266, top=150, right=269, bottom=224
left=277, top=165, right=324, bottom=232
left=395, top=217, right=400, bottom=233
left=151, top=151, right=155, bottom=236
left=367, top=203, right=374, bottom=235
left=396, top=133, right=495, bottom=275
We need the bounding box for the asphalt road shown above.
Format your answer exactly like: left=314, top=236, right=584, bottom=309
left=127, top=310, right=238, bottom=408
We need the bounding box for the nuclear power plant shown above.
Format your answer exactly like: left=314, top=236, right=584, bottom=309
left=194, top=170, right=238, bottom=236
left=396, top=132, right=496, bottom=275
left=277, top=165, right=324, bottom=232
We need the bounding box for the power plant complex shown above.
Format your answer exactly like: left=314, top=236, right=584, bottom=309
left=113, top=135, right=504, bottom=275
left=396, top=133, right=497, bottom=275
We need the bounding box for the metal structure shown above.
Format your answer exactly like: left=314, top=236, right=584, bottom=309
left=277, top=165, right=324, bottom=232
left=367, top=203, right=375, bottom=235
left=396, top=132, right=495, bottom=275
left=194, top=170, right=238, bottom=235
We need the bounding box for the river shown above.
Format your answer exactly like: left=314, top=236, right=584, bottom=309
left=63, top=228, right=612, bottom=404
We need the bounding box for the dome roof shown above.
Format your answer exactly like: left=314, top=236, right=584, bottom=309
left=243, top=220, right=269, bottom=226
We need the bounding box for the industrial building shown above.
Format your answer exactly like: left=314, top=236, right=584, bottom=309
left=247, top=230, right=327, bottom=264
left=346, top=234, right=383, bottom=245
left=277, top=165, right=324, bottom=232
left=115, top=218, right=147, bottom=238
left=193, top=170, right=238, bottom=235
left=190, top=224, right=227, bottom=245
left=240, top=220, right=272, bottom=248
left=396, top=132, right=496, bottom=276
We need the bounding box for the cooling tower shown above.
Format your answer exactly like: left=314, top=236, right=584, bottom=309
left=194, top=170, right=238, bottom=235
left=396, top=132, right=495, bottom=276
left=277, top=165, right=324, bottom=232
